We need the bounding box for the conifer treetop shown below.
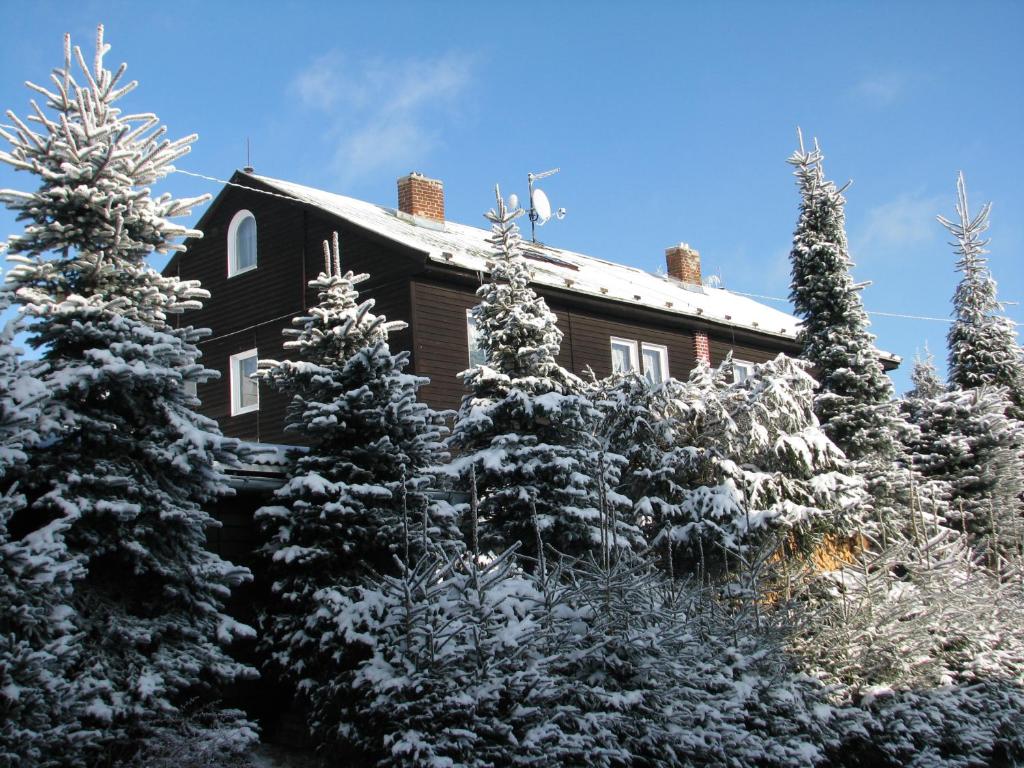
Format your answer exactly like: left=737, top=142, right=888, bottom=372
left=0, top=24, right=208, bottom=260
left=786, top=129, right=870, bottom=340
left=469, top=185, right=577, bottom=389
left=939, top=172, right=1024, bottom=402
left=907, top=348, right=946, bottom=401
left=279, top=231, right=406, bottom=367
left=786, top=130, right=897, bottom=460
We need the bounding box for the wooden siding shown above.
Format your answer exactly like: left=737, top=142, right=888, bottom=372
left=552, top=302, right=698, bottom=382
left=167, top=182, right=419, bottom=444
left=410, top=281, right=478, bottom=412
left=707, top=332, right=782, bottom=367
left=411, top=278, right=718, bottom=413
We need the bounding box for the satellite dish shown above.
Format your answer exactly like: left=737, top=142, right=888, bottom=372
left=533, top=188, right=552, bottom=225
left=508, top=193, right=519, bottom=210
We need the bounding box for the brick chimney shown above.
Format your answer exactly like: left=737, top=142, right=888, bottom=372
left=397, top=172, right=445, bottom=222
left=665, top=243, right=711, bottom=364
left=665, top=243, right=702, bottom=285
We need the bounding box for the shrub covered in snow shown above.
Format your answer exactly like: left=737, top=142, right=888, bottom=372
left=789, top=443, right=1024, bottom=767
left=599, top=355, right=865, bottom=586
left=901, top=355, right=1024, bottom=569
left=112, top=701, right=260, bottom=768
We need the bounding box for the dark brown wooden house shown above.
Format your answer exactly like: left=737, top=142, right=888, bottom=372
left=163, top=171, right=901, bottom=746
left=163, top=169, right=841, bottom=446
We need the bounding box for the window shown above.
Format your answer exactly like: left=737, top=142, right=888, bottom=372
left=612, top=337, right=670, bottom=383
left=610, top=337, right=639, bottom=374
left=466, top=310, right=486, bottom=367
left=183, top=380, right=198, bottom=399
left=733, top=359, right=755, bottom=384
left=230, top=349, right=259, bottom=415
left=227, top=209, right=257, bottom=277
left=641, top=343, right=669, bottom=385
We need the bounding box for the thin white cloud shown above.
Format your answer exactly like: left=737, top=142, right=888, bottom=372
left=857, top=192, right=945, bottom=253
left=290, top=50, right=473, bottom=183
left=850, top=71, right=913, bottom=107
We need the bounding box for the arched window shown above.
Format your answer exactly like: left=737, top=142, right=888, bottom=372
left=227, top=209, right=257, bottom=276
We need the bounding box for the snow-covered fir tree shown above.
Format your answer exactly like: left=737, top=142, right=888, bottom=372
left=312, top=543, right=568, bottom=766
left=591, top=370, right=674, bottom=508
left=315, top=481, right=860, bottom=768
left=445, top=187, right=641, bottom=559
left=0, top=301, right=90, bottom=767
left=906, top=348, right=947, bottom=400
left=940, top=172, right=1024, bottom=420
left=0, top=27, right=256, bottom=755
left=564, top=555, right=868, bottom=767
left=255, top=232, right=452, bottom=704
left=606, top=355, right=865, bottom=586
left=787, top=133, right=901, bottom=461
left=900, top=375, right=1024, bottom=569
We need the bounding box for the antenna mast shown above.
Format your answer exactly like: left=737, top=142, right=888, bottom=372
left=527, top=167, right=563, bottom=243
left=243, top=137, right=254, bottom=174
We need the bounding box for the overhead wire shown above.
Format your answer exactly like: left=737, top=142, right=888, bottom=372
left=726, top=290, right=957, bottom=324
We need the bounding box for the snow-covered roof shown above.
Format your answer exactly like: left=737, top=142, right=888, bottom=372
left=248, top=173, right=802, bottom=342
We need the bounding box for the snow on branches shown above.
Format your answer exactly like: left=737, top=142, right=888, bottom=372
left=940, top=172, right=1024, bottom=419
left=445, top=187, right=641, bottom=560
left=0, top=26, right=256, bottom=759
left=254, top=230, right=452, bottom=706
left=787, top=132, right=901, bottom=461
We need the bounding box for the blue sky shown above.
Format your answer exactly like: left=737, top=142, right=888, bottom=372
left=2, top=0, right=1021, bottom=393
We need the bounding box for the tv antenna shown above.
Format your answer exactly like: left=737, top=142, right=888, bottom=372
left=243, top=137, right=254, bottom=174
left=522, top=167, right=566, bottom=242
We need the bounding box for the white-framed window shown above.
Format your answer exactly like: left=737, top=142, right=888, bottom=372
left=229, top=349, right=259, bottom=415
left=641, top=343, right=669, bottom=385
left=733, top=359, right=755, bottom=384
left=466, top=310, right=486, bottom=367
left=183, top=379, right=198, bottom=399
left=227, top=209, right=257, bottom=277
left=610, top=337, right=639, bottom=374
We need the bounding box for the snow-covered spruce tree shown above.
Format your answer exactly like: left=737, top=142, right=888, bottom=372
left=445, top=187, right=641, bottom=559
left=787, top=134, right=901, bottom=461
left=311, top=545, right=559, bottom=766
left=627, top=355, right=865, bottom=586
left=544, top=544, right=867, bottom=768
left=305, top=473, right=618, bottom=768
left=255, top=232, right=453, bottom=703
left=0, top=300, right=91, bottom=767
left=906, top=348, right=947, bottom=400
left=900, top=373, right=1024, bottom=569
left=941, top=172, right=1024, bottom=419
left=590, top=370, right=676, bottom=508
left=0, top=27, right=256, bottom=755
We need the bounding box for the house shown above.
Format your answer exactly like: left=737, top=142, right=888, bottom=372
left=163, top=171, right=899, bottom=745
left=166, top=169, right=869, bottom=446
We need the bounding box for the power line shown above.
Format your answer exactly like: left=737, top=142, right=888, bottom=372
left=172, top=167, right=304, bottom=204
left=727, top=289, right=956, bottom=324
left=728, top=289, right=1021, bottom=326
